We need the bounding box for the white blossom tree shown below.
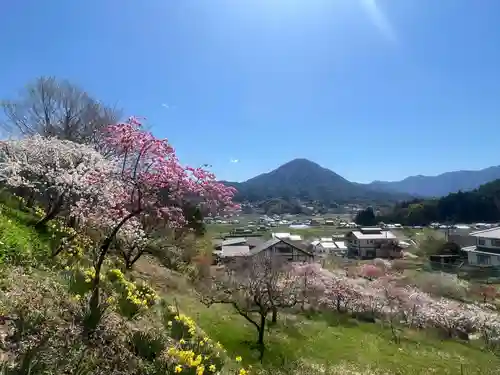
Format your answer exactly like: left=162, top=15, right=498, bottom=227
left=0, top=135, right=115, bottom=228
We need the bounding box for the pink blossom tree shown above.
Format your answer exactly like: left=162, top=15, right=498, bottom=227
left=469, top=283, right=498, bottom=304
left=359, top=264, right=385, bottom=281
left=73, top=117, right=237, bottom=313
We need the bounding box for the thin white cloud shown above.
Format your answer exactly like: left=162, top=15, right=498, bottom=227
left=359, top=0, right=397, bottom=42
left=230, top=159, right=239, bottom=164
left=161, top=103, right=170, bottom=109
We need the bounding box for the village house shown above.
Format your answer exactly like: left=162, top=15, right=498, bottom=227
left=311, top=239, right=348, bottom=257
left=213, top=237, right=313, bottom=263
left=463, top=227, right=500, bottom=267
left=314, top=241, right=337, bottom=254
left=345, top=227, right=401, bottom=259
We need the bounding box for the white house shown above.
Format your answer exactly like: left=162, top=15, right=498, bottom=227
left=345, top=227, right=401, bottom=259
left=334, top=241, right=347, bottom=251
left=464, top=227, right=500, bottom=267
left=312, top=240, right=347, bottom=257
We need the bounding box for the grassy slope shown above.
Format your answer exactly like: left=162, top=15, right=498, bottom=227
left=0, top=203, right=246, bottom=375
left=134, top=260, right=500, bottom=375
left=1, top=204, right=500, bottom=375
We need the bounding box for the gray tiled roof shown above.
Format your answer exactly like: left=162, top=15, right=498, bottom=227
left=220, top=245, right=250, bottom=257
left=246, top=237, right=266, bottom=248
left=222, top=237, right=247, bottom=246
left=249, top=238, right=282, bottom=255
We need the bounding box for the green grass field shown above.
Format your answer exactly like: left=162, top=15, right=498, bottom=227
left=163, top=288, right=500, bottom=375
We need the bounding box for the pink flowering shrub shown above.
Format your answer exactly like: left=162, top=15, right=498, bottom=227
left=359, top=264, right=385, bottom=280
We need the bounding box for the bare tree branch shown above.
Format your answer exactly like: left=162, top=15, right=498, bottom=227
left=1, top=76, right=121, bottom=147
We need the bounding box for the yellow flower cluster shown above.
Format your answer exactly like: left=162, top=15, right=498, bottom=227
left=65, top=265, right=97, bottom=294
left=107, top=268, right=158, bottom=309
left=174, top=313, right=197, bottom=337
left=33, top=205, right=45, bottom=218
left=163, top=307, right=250, bottom=375
left=65, top=235, right=90, bottom=259
left=83, top=268, right=96, bottom=284
left=164, top=345, right=220, bottom=374
left=44, top=217, right=93, bottom=261
left=164, top=346, right=249, bottom=374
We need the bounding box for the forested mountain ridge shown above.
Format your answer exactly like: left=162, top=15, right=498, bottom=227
left=366, top=166, right=500, bottom=197
left=363, top=179, right=500, bottom=226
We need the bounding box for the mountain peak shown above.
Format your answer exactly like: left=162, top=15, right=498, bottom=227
left=225, top=158, right=409, bottom=204
left=278, top=158, right=321, bottom=169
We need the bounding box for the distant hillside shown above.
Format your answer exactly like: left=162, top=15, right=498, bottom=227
left=376, top=179, right=500, bottom=225
left=223, top=158, right=411, bottom=205
left=367, top=166, right=500, bottom=197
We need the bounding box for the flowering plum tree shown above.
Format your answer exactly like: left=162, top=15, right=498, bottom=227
left=0, top=135, right=114, bottom=229
left=199, top=255, right=303, bottom=361
left=73, top=117, right=237, bottom=313
left=114, top=220, right=148, bottom=269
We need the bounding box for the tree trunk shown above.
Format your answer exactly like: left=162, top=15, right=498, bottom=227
left=35, top=193, right=64, bottom=229
left=89, top=242, right=108, bottom=316
left=27, top=192, right=36, bottom=208
left=271, top=307, right=278, bottom=323
left=68, top=215, right=77, bottom=229
left=122, top=246, right=145, bottom=270
left=258, top=313, right=266, bottom=362
left=88, top=211, right=139, bottom=328
left=51, top=233, right=78, bottom=258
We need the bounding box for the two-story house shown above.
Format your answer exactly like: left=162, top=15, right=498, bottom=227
left=464, top=227, right=500, bottom=267
left=345, top=227, right=401, bottom=259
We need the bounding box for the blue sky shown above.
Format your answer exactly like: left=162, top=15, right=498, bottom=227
left=1, top=1, right=499, bottom=183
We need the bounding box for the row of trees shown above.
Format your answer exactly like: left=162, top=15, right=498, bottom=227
left=0, top=77, right=238, bottom=330
left=198, top=257, right=500, bottom=360
left=355, top=180, right=500, bottom=226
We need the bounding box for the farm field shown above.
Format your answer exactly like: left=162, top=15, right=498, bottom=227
left=207, top=221, right=445, bottom=243
left=206, top=223, right=354, bottom=239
